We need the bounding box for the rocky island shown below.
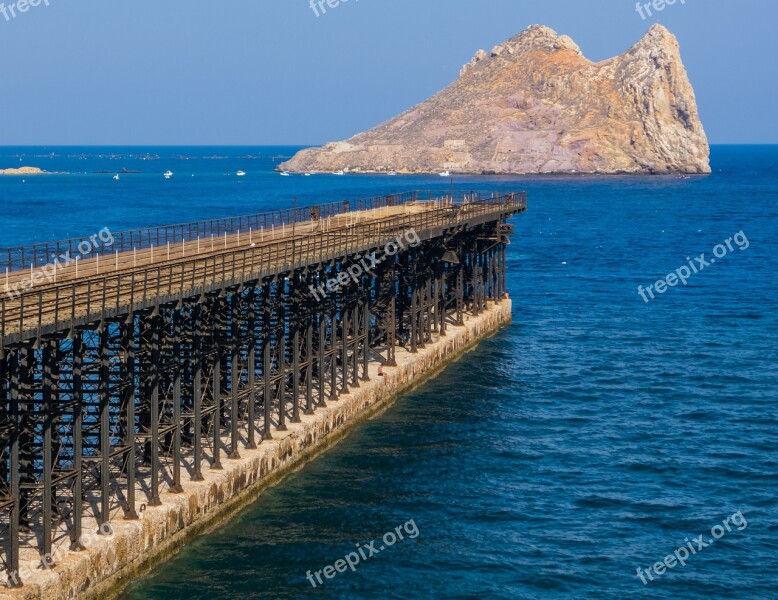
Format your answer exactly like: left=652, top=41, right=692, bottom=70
left=280, top=24, right=710, bottom=175
left=0, top=166, right=46, bottom=175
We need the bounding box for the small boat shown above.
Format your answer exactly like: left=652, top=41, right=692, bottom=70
left=387, top=171, right=397, bottom=176
left=113, top=174, right=120, bottom=181
left=439, top=170, right=450, bottom=177
left=304, top=172, right=311, bottom=177
left=333, top=170, right=345, bottom=176
left=280, top=171, right=291, bottom=177
left=164, top=170, right=173, bottom=179
left=236, top=170, right=246, bottom=177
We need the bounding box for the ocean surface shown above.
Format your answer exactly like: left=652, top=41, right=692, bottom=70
left=1, top=146, right=776, bottom=599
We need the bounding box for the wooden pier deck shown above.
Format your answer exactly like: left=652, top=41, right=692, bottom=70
left=1, top=192, right=526, bottom=345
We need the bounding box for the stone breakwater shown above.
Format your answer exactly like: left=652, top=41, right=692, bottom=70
left=0, top=300, right=513, bottom=600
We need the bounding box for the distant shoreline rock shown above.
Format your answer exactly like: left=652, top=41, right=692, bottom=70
left=0, top=166, right=47, bottom=175
left=281, top=24, right=710, bottom=175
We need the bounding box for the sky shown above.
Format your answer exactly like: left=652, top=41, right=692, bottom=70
left=0, top=0, right=776, bottom=145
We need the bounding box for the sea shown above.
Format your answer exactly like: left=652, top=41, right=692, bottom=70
left=0, top=146, right=776, bottom=599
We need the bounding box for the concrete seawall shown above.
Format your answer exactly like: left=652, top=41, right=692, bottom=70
left=2, top=300, right=512, bottom=600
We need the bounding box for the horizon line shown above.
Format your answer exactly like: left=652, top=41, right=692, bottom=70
left=1, top=143, right=778, bottom=148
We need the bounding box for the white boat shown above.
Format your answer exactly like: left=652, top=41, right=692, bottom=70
left=387, top=172, right=397, bottom=176
left=304, top=172, right=311, bottom=177
left=236, top=170, right=246, bottom=177
left=333, top=170, right=345, bottom=176
left=280, top=171, right=291, bottom=177
left=164, top=170, right=173, bottom=179
left=113, top=174, right=120, bottom=181
left=439, top=170, right=450, bottom=177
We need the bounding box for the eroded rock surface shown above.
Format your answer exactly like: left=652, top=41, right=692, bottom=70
left=281, top=25, right=710, bottom=175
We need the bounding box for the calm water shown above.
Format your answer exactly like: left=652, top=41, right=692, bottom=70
left=1, top=146, right=776, bottom=599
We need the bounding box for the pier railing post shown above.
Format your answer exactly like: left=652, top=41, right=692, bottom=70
left=351, top=302, right=360, bottom=386
left=149, top=310, right=162, bottom=505
left=246, top=286, right=258, bottom=449
left=192, top=303, right=204, bottom=481
left=122, top=318, right=140, bottom=517
left=304, top=274, right=315, bottom=415
left=262, top=282, right=273, bottom=441
left=361, top=298, right=370, bottom=382
left=384, top=257, right=398, bottom=367
left=42, top=339, right=56, bottom=566
left=317, top=277, right=327, bottom=408
left=99, top=324, right=116, bottom=519
left=328, top=271, right=338, bottom=402
left=456, top=266, right=464, bottom=326
left=228, top=292, right=242, bottom=459
left=211, top=294, right=225, bottom=470
left=277, top=282, right=288, bottom=432
left=8, top=350, right=21, bottom=586
left=291, top=270, right=302, bottom=424
left=170, top=310, right=184, bottom=493
left=340, top=294, right=350, bottom=394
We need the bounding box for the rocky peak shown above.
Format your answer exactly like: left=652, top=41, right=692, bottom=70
left=280, top=25, right=710, bottom=176
left=461, top=25, right=583, bottom=77
left=508, top=25, right=582, bottom=55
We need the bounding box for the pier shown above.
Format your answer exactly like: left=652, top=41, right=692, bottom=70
left=0, top=190, right=525, bottom=597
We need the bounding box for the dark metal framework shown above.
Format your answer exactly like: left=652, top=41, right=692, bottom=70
left=0, top=191, right=525, bottom=585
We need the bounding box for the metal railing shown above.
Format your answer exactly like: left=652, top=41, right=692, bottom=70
left=0, top=192, right=526, bottom=342
left=0, top=191, right=429, bottom=273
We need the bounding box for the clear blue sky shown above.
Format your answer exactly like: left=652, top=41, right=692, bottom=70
left=1, top=0, right=775, bottom=145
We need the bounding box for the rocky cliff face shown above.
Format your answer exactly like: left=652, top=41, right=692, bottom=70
left=280, top=24, right=710, bottom=175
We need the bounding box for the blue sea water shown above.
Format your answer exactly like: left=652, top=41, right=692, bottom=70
left=1, top=146, right=776, bottom=599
